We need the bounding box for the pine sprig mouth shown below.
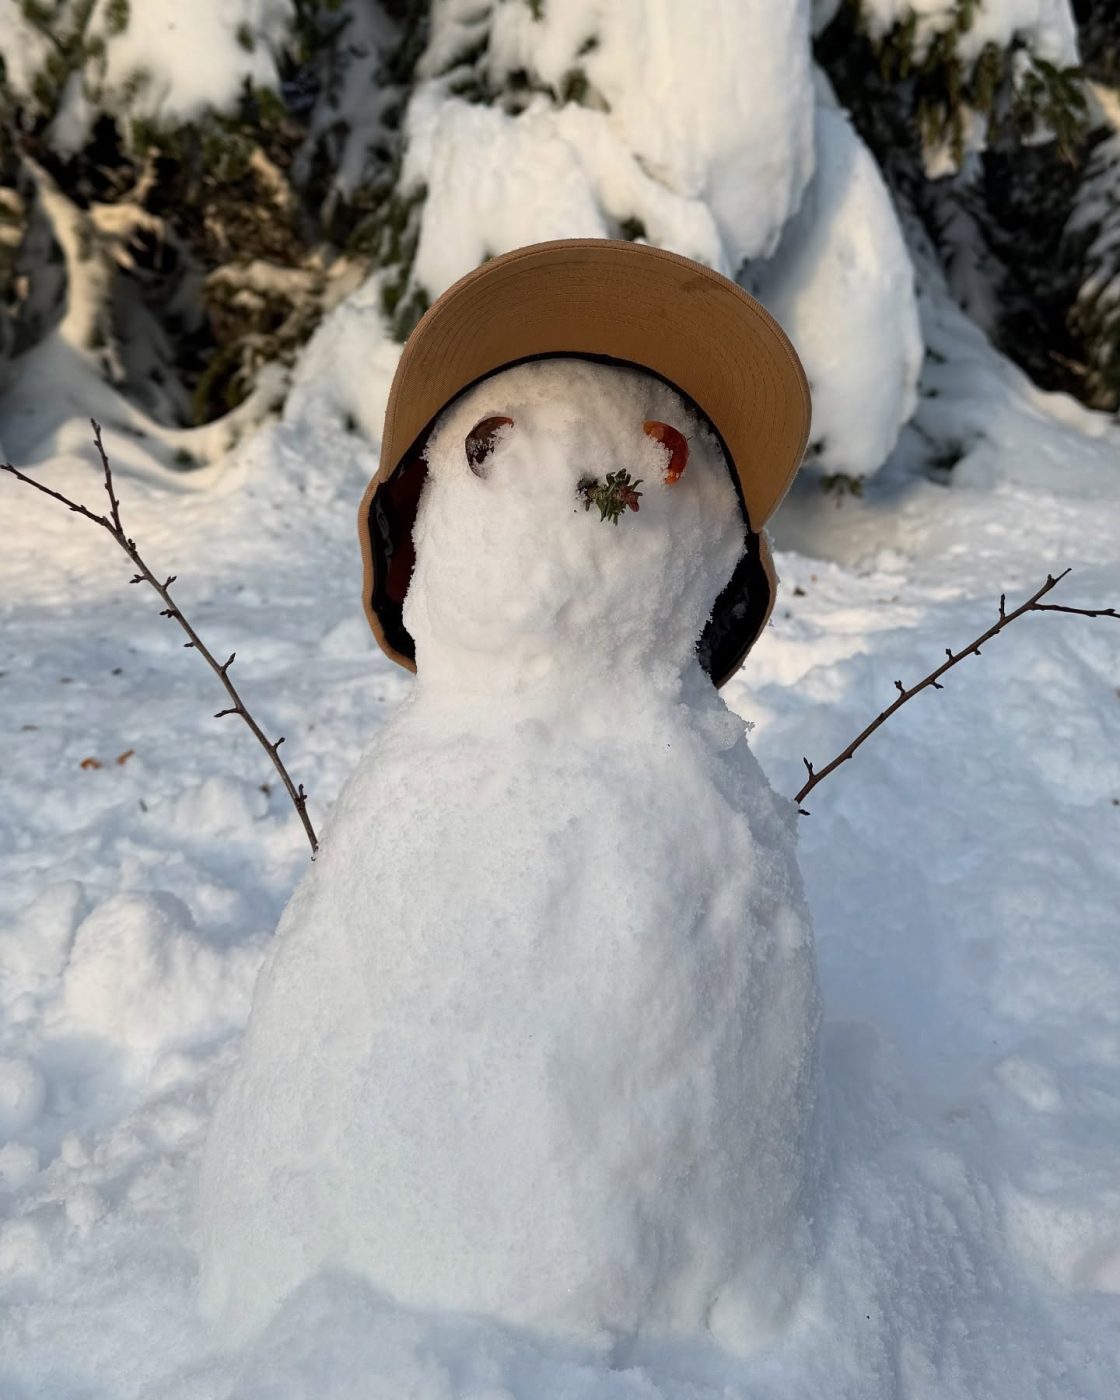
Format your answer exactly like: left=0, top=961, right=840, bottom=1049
left=577, top=471, right=643, bottom=524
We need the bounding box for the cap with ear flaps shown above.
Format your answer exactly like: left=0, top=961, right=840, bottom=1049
left=359, top=238, right=811, bottom=687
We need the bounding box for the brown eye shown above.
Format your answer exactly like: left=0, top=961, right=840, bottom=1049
left=643, top=420, right=689, bottom=483
left=465, top=416, right=513, bottom=477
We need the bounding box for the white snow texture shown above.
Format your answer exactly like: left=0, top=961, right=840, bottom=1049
left=199, top=361, right=821, bottom=1349
left=755, top=100, right=923, bottom=476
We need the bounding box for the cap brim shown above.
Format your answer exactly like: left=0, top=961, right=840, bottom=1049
left=379, top=239, right=809, bottom=524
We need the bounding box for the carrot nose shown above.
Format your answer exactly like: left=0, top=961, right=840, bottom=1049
left=643, top=421, right=689, bottom=483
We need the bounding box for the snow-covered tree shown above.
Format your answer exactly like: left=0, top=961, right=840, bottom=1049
left=0, top=0, right=409, bottom=430
left=1062, top=7, right=1120, bottom=412
left=815, top=1, right=1089, bottom=404
left=0, top=0, right=1105, bottom=476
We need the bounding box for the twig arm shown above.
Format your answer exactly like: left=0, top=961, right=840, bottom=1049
left=1, top=459, right=114, bottom=528
left=2, top=424, right=319, bottom=856
left=795, top=569, right=1115, bottom=813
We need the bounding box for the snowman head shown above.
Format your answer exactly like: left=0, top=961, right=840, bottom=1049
left=400, top=358, right=745, bottom=693
left=361, top=241, right=810, bottom=688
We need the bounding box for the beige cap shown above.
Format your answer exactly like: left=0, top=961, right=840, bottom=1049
left=360, top=238, right=811, bottom=686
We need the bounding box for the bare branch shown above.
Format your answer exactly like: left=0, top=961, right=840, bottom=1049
left=1032, top=603, right=1119, bottom=619
left=796, top=570, right=1118, bottom=812
left=2, top=426, right=319, bottom=856
left=91, top=420, right=124, bottom=536
left=0, top=459, right=111, bottom=529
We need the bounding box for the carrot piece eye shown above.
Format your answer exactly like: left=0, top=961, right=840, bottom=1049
left=643, top=420, right=689, bottom=483
left=465, top=416, right=513, bottom=476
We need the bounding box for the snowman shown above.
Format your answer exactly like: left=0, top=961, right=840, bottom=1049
left=199, top=240, right=821, bottom=1355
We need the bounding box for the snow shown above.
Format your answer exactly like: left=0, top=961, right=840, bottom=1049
left=98, top=0, right=291, bottom=135
left=199, top=359, right=821, bottom=1350
left=402, top=0, right=815, bottom=297
left=831, top=0, right=1080, bottom=176
left=282, top=274, right=403, bottom=444
left=484, top=0, right=816, bottom=268
left=292, top=1, right=398, bottom=201
left=0, top=0, right=294, bottom=148
left=402, top=8, right=914, bottom=476
left=0, top=3, right=51, bottom=100
left=754, top=100, right=923, bottom=477
left=404, top=93, right=728, bottom=293
left=405, top=360, right=747, bottom=688
left=1, top=250, right=1118, bottom=1393
left=57, top=890, right=261, bottom=1060
left=404, top=94, right=612, bottom=290
left=856, top=0, right=1079, bottom=66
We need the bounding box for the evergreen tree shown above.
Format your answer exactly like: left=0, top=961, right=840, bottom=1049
left=815, top=0, right=1091, bottom=406
left=0, top=0, right=427, bottom=427
left=1, top=0, right=1116, bottom=460
left=1063, top=2, right=1120, bottom=410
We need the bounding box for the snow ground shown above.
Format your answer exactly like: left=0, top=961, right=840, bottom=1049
left=1, top=268, right=1119, bottom=1397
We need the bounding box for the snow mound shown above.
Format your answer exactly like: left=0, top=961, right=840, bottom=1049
left=0, top=1056, right=46, bottom=1139
left=404, top=93, right=610, bottom=293
left=403, top=0, right=814, bottom=295
left=0, top=881, right=89, bottom=1002
left=485, top=0, right=816, bottom=269
left=399, top=6, right=919, bottom=482
left=56, top=891, right=260, bottom=1062
left=755, top=101, right=922, bottom=477
left=199, top=359, right=820, bottom=1351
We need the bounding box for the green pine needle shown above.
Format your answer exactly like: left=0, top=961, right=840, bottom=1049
left=577, top=470, right=643, bottom=524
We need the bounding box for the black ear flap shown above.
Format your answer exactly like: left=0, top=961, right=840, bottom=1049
left=368, top=448, right=428, bottom=663
left=697, top=531, right=774, bottom=686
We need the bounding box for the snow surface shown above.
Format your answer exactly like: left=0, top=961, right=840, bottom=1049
left=1, top=0, right=1116, bottom=1389
left=199, top=360, right=820, bottom=1350
left=1, top=246, right=1118, bottom=1395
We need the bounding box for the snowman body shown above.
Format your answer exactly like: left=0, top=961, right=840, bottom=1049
left=199, top=360, right=820, bottom=1351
